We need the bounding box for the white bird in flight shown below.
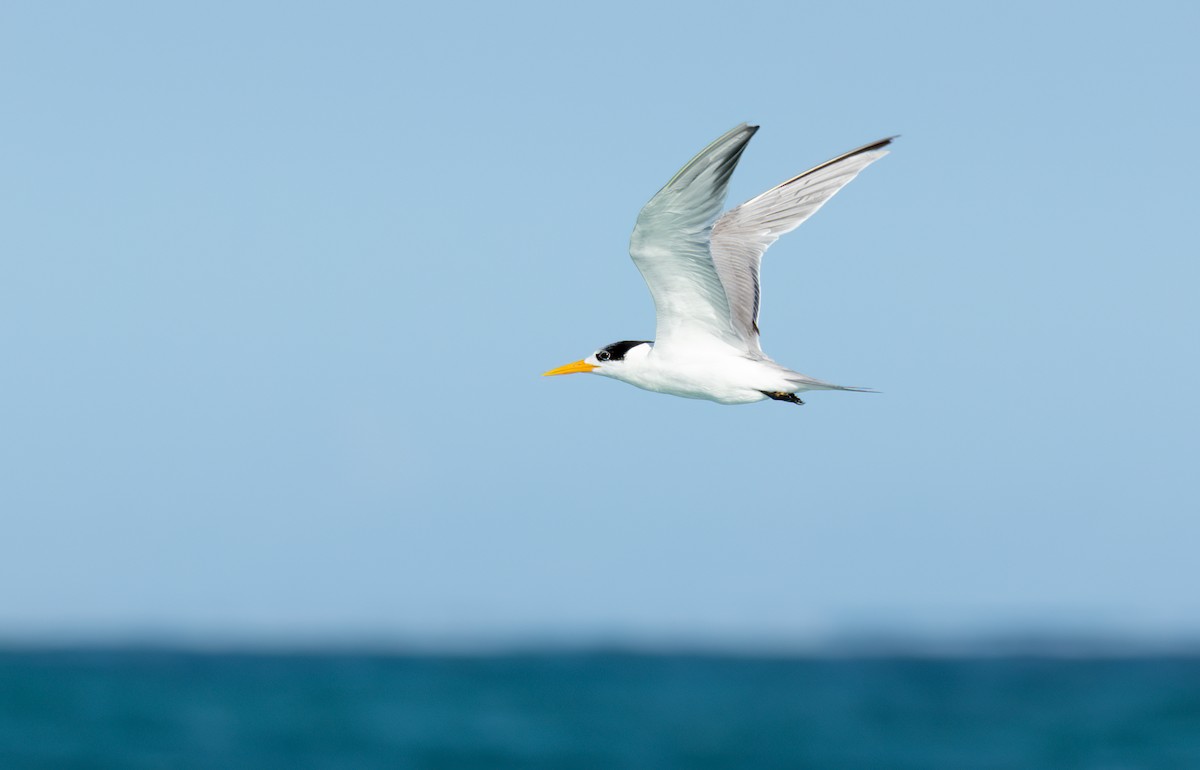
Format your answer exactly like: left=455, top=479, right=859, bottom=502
left=544, top=123, right=891, bottom=405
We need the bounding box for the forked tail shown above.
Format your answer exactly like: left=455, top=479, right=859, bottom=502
left=785, top=373, right=877, bottom=393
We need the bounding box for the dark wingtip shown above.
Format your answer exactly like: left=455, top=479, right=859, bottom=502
left=859, top=136, right=897, bottom=153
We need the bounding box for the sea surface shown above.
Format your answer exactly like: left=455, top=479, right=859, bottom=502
left=2, top=649, right=1199, bottom=769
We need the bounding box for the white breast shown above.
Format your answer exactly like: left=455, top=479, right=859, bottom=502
left=603, top=342, right=794, bottom=404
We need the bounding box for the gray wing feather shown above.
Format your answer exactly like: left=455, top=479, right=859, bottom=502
left=629, top=124, right=758, bottom=348
left=710, top=137, right=893, bottom=351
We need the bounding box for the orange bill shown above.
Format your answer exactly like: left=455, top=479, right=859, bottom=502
left=542, top=359, right=596, bottom=376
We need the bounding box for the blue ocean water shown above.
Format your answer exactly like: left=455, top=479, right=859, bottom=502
left=2, top=650, right=1199, bottom=769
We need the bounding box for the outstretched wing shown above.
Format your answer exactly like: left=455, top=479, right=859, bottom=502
left=710, top=137, right=893, bottom=351
left=628, top=124, right=758, bottom=350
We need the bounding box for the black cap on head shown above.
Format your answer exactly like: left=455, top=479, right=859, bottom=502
left=595, top=340, right=650, bottom=362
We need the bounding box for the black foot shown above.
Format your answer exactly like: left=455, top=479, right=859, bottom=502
left=760, top=390, right=804, bottom=405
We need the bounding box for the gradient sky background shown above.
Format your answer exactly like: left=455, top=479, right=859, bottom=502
left=2, top=2, right=1197, bottom=647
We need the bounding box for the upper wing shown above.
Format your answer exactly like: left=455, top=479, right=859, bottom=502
left=710, top=137, right=893, bottom=351
left=628, top=124, right=758, bottom=350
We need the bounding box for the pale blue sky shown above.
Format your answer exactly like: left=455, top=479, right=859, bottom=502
left=1, top=2, right=1197, bottom=646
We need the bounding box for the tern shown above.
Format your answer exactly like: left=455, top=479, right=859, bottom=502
left=544, top=123, right=891, bottom=405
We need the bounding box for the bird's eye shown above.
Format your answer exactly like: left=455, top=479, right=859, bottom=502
left=596, top=350, right=611, bottom=362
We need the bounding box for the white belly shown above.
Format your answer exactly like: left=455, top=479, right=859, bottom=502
left=616, top=350, right=795, bottom=405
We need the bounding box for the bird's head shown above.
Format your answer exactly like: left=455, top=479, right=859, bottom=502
left=543, top=340, right=652, bottom=380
